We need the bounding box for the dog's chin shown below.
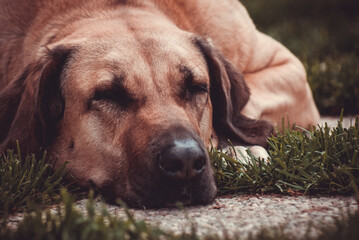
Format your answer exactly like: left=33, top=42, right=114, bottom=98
left=98, top=178, right=217, bottom=209
left=124, top=185, right=217, bottom=209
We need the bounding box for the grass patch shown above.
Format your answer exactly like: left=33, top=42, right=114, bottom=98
left=212, top=115, right=359, bottom=195
left=0, top=142, right=69, bottom=216
left=241, top=0, right=359, bottom=115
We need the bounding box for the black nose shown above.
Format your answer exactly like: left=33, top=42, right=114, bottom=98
left=158, top=138, right=207, bottom=180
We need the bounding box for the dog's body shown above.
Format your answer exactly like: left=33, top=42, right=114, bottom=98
left=0, top=0, right=319, bottom=207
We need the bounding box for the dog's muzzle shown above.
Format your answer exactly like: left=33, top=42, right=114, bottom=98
left=102, top=125, right=217, bottom=208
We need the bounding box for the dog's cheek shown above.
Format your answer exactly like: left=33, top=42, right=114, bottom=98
left=198, top=102, right=214, bottom=147
left=50, top=114, right=126, bottom=188
left=53, top=139, right=126, bottom=189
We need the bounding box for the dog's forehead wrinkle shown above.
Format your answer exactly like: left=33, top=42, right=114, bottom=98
left=179, top=62, right=204, bottom=75
left=102, top=47, right=163, bottom=93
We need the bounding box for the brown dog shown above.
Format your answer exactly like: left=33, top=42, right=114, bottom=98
left=0, top=0, right=319, bottom=207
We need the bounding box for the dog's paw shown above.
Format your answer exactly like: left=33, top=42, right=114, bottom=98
left=223, top=145, right=270, bottom=165
left=248, top=146, right=270, bottom=160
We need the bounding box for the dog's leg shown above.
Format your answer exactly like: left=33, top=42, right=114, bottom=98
left=240, top=31, right=320, bottom=129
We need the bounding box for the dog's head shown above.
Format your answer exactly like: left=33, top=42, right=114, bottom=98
left=0, top=15, right=272, bottom=207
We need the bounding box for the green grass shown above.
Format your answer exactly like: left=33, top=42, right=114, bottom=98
left=212, top=115, right=359, bottom=196
left=0, top=142, right=69, bottom=216
left=241, top=0, right=359, bottom=115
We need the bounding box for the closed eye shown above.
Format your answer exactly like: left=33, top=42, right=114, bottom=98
left=89, top=81, right=133, bottom=110
left=180, top=64, right=208, bottom=99
left=188, top=83, right=208, bottom=95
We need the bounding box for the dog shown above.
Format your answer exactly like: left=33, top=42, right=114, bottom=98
left=0, top=0, right=320, bottom=208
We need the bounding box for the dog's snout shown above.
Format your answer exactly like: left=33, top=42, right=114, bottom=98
left=159, top=138, right=206, bottom=180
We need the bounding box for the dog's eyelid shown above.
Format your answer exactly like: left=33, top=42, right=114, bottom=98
left=181, top=69, right=208, bottom=94
left=188, top=83, right=208, bottom=94
left=90, top=85, right=133, bottom=109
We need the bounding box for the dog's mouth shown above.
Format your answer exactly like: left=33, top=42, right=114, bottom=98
left=126, top=174, right=216, bottom=208
left=162, top=185, right=194, bottom=207
left=97, top=162, right=217, bottom=209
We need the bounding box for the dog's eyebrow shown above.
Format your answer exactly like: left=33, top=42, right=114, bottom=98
left=179, top=64, right=195, bottom=86
left=111, top=75, right=126, bottom=87
left=178, top=64, right=208, bottom=89
left=94, top=75, right=126, bottom=94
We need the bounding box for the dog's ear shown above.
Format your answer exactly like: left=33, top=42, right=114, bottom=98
left=194, top=38, right=273, bottom=147
left=0, top=46, right=73, bottom=153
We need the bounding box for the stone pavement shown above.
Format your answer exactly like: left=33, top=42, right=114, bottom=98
left=93, top=195, right=357, bottom=239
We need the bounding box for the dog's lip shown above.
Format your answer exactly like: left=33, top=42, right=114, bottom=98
left=98, top=174, right=216, bottom=208
left=127, top=178, right=198, bottom=207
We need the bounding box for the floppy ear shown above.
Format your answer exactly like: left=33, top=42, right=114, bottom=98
left=0, top=46, right=73, bottom=153
left=194, top=38, right=273, bottom=147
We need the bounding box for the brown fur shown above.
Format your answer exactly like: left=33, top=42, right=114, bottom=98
left=0, top=0, right=318, bottom=207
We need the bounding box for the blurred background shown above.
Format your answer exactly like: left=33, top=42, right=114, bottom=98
left=241, top=0, right=359, bottom=116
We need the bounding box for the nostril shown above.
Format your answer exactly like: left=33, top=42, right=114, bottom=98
left=159, top=157, right=183, bottom=176
left=193, top=157, right=205, bottom=172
